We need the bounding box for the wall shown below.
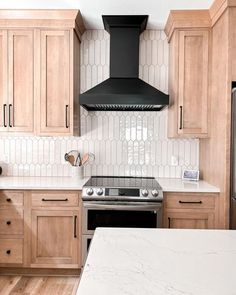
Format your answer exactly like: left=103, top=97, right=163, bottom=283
left=0, top=30, right=199, bottom=178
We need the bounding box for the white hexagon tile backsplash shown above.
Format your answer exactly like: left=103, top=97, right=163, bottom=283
left=0, top=30, right=199, bottom=177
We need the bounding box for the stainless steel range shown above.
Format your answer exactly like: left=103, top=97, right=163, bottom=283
left=81, top=176, right=163, bottom=265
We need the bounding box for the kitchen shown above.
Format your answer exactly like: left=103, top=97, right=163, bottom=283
left=0, top=0, right=235, bottom=294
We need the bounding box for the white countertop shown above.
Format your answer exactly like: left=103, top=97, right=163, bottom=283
left=78, top=228, right=236, bottom=295
left=0, top=176, right=220, bottom=192
left=157, top=178, right=220, bottom=193
left=0, top=176, right=89, bottom=190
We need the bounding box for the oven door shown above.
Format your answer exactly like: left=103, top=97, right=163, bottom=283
left=82, top=201, right=162, bottom=235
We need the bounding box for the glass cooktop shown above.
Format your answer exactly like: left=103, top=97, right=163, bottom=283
left=83, top=176, right=162, bottom=189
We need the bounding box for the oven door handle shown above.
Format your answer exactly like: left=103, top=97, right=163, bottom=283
left=83, top=202, right=162, bottom=210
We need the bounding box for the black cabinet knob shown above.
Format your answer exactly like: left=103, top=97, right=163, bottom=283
left=6, top=198, right=11, bottom=202
left=6, top=221, right=11, bottom=225
left=6, top=250, right=11, bottom=255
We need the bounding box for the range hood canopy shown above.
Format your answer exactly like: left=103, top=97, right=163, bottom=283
left=80, top=15, right=169, bottom=111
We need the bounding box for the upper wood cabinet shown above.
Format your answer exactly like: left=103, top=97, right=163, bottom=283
left=39, top=30, right=74, bottom=135
left=0, top=10, right=85, bottom=136
left=0, top=30, right=34, bottom=133
left=165, top=11, right=211, bottom=138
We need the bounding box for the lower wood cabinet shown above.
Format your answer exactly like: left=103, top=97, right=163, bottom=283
left=165, top=211, right=215, bottom=229
left=31, top=209, right=80, bottom=268
left=164, top=192, right=219, bottom=229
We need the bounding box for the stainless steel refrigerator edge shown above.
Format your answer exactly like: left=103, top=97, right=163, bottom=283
left=231, top=86, right=236, bottom=228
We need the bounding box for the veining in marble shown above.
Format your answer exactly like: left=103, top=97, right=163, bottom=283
left=78, top=228, right=236, bottom=295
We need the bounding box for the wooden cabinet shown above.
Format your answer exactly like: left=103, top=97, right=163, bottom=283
left=165, top=12, right=210, bottom=138
left=31, top=210, right=79, bottom=267
left=0, top=30, right=34, bottom=133
left=0, top=191, right=24, bottom=267
left=164, top=192, right=219, bottom=229
left=30, top=190, right=81, bottom=269
left=0, top=10, right=84, bottom=136
left=0, top=189, right=81, bottom=271
left=38, top=30, right=79, bottom=136
left=0, top=30, right=7, bottom=132
left=166, top=211, right=214, bottom=229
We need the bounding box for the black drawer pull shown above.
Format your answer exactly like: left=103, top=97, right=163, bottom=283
left=6, top=221, right=11, bottom=225
left=179, top=106, right=183, bottom=130
left=6, top=250, right=11, bottom=255
left=65, top=105, right=69, bottom=128
left=168, top=217, right=171, bottom=228
left=42, top=198, right=68, bottom=202
left=6, top=198, right=12, bottom=202
left=9, top=104, right=12, bottom=127
left=74, top=215, right=77, bottom=238
left=3, top=104, right=7, bottom=127
left=179, top=200, right=202, bottom=204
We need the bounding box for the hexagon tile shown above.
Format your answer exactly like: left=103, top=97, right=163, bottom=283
left=0, top=30, right=199, bottom=178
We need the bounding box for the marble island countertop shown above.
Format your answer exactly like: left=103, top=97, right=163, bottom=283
left=0, top=176, right=220, bottom=192
left=78, top=228, right=236, bottom=295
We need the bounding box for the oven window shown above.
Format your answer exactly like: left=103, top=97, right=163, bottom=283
left=87, top=210, right=157, bottom=230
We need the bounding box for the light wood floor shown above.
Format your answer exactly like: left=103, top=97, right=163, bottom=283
left=0, top=276, right=80, bottom=295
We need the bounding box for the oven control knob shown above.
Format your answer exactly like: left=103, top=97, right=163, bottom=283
left=96, top=188, right=103, bottom=196
left=152, top=190, right=159, bottom=197
left=141, top=189, right=149, bottom=197
left=86, top=188, right=94, bottom=196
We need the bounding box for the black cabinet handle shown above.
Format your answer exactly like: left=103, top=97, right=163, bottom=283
left=168, top=217, right=171, bottom=228
left=179, top=200, right=202, bottom=204
left=6, top=250, right=11, bottom=255
left=3, top=104, right=7, bottom=127
left=65, top=105, right=69, bottom=128
left=6, top=198, right=11, bottom=203
left=6, top=221, right=11, bottom=225
left=74, top=215, right=77, bottom=238
left=179, top=106, right=183, bottom=130
left=9, top=104, right=12, bottom=127
left=42, top=198, right=68, bottom=202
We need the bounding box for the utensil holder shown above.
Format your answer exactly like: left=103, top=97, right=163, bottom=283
left=71, top=166, right=84, bottom=180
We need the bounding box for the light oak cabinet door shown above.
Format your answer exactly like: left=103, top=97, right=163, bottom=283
left=8, top=30, right=34, bottom=132
left=31, top=210, right=80, bottom=268
left=168, top=29, right=209, bottom=138
left=165, top=211, right=215, bottom=229
left=39, top=30, right=71, bottom=135
left=0, top=30, right=8, bottom=132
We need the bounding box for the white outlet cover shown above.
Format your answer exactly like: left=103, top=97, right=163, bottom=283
left=171, top=155, right=178, bottom=166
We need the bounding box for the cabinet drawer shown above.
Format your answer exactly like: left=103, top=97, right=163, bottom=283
left=0, top=239, right=23, bottom=264
left=0, top=209, right=23, bottom=235
left=0, top=191, right=24, bottom=206
left=31, top=192, right=79, bottom=207
left=165, top=193, right=216, bottom=209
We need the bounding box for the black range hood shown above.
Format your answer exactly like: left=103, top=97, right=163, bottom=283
left=80, top=15, right=169, bottom=111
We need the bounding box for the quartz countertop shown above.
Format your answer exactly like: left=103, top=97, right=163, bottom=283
left=78, top=228, right=236, bottom=295
left=157, top=178, right=220, bottom=193
left=0, top=176, right=220, bottom=192
left=0, top=176, right=89, bottom=190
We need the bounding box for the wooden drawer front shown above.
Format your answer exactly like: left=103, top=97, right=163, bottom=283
left=0, top=239, right=23, bottom=264
left=0, top=209, right=23, bottom=235
left=0, top=191, right=24, bottom=206
left=31, top=192, right=79, bottom=207
left=165, top=193, right=216, bottom=209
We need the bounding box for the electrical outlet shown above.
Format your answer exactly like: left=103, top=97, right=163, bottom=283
left=171, top=155, right=178, bottom=166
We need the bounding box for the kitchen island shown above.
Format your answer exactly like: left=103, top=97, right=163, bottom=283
left=77, top=228, right=236, bottom=295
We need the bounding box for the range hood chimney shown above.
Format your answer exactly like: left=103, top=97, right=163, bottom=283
left=80, top=15, right=169, bottom=111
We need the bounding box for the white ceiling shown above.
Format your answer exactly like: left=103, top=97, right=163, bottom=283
left=0, top=0, right=214, bottom=29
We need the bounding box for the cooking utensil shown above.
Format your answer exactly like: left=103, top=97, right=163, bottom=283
left=65, top=153, right=76, bottom=166
left=82, top=153, right=95, bottom=166
left=65, top=150, right=80, bottom=166
left=81, top=153, right=89, bottom=166
left=75, top=153, right=81, bottom=166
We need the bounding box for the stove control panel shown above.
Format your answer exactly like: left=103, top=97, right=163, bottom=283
left=82, top=187, right=163, bottom=201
